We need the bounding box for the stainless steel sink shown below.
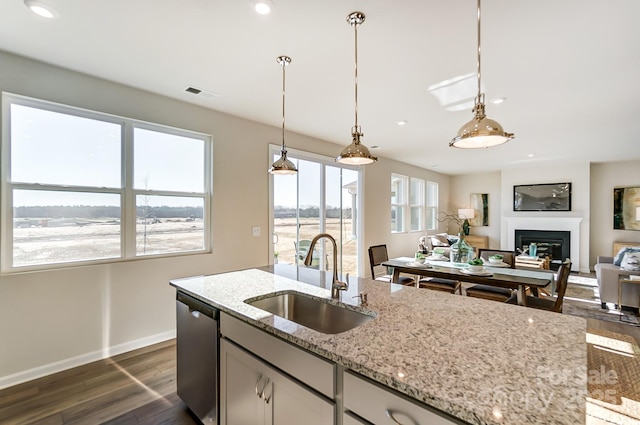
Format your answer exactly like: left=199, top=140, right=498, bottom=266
left=245, top=291, right=375, bottom=334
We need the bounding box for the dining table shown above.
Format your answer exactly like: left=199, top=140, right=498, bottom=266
left=381, top=257, right=555, bottom=306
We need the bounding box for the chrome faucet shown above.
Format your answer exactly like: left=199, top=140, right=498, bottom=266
left=303, top=233, right=349, bottom=299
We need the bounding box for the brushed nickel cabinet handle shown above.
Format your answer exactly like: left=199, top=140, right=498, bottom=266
left=255, top=374, right=266, bottom=398
left=385, top=409, right=417, bottom=425
left=263, top=378, right=272, bottom=404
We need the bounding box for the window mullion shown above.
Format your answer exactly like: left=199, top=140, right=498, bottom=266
left=123, top=122, right=136, bottom=258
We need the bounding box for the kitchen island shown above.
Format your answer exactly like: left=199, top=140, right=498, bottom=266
left=170, top=264, right=629, bottom=424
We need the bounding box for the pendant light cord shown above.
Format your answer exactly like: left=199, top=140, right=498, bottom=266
left=281, top=59, right=286, bottom=150
left=476, top=0, right=482, bottom=103
left=353, top=19, right=359, bottom=133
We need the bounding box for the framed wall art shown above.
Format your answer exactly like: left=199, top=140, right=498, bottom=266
left=469, top=193, right=489, bottom=226
left=613, top=186, right=640, bottom=230
left=513, top=182, right=571, bottom=212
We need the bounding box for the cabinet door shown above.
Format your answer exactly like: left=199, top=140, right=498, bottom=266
left=220, top=339, right=270, bottom=425
left=270, top=367, right=335, bottom=425
left=221, top=338, right=335, bottom=425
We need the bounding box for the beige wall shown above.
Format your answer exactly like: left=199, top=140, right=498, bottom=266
left=2, top=49, right=637, bottom=388
left=362, top=161, right=450, bottom=271
left=0, top=51, right=452, bottom=387
left=590, top=160, right=640, bottom=265
left=449, top=171, right=501, bottom=247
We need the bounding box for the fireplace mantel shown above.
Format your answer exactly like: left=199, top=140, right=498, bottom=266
left=503, top=217, right=583, bottom=271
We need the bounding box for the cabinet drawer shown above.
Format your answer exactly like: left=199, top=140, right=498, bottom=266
left=343, top=371, right=462, bottom=425
left=221, top=312, right=335, bottom=398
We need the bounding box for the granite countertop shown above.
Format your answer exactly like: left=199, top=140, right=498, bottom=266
left=170, top=266, right=587, bottom=425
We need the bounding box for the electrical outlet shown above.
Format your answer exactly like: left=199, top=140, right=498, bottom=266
left=252, top=226, right=261, bottom=237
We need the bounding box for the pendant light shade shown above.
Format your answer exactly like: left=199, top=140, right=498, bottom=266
left=450, top=0, right=514, bottom=149
left=269, top=55, right=298, bottom=175
left=336, top=11, right=377, bottom=165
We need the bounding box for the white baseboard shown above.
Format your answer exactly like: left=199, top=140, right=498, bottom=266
left=0, top=330, right=176, bottom=390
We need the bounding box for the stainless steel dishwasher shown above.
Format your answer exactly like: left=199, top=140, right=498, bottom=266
left=176, top=291, right=219, bottom=424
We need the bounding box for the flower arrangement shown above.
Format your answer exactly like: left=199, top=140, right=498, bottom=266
left=436, top=211, right=473, bottom=263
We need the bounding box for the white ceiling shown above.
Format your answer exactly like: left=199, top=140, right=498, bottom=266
left=1, top=0, right=639, bottom=175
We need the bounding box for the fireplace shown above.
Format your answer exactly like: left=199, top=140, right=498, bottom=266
left=515, top=229, right=570, bottom=271
left=504, top=217, right=582, bottom=272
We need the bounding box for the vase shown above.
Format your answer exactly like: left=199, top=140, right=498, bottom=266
left=450, top=233, right=474, bottom=264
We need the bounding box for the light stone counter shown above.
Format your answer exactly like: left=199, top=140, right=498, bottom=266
left=170, top=266, right=588, bottom=425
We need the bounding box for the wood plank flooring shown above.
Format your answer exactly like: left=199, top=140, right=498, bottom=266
left=0, top=339, right=199, bottom=425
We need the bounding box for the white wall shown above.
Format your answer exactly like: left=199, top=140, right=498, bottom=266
left=590, top=160, right=640, bottom=265
left=500, top=162, right=591, bottom=272
left=452, top=163, right=591, bottom=272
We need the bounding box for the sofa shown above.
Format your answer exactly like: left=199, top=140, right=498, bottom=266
left=422, top=233, right=459, bottom=257
left=594, top=255, right=640, bottom=309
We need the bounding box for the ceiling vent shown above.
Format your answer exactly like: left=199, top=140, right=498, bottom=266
left=184, top=86, right=218, bottom=99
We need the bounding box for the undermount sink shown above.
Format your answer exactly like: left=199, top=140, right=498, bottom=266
left=245, top=291, right=375, bottom=334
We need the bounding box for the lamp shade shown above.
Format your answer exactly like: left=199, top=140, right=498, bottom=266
left=336, top=131, right=377, bottom=165
left=268, top=150, right=297, bottom=175
left=451, top=115, right=514, bottom=148
left=458, top=208, right=475, bottom=220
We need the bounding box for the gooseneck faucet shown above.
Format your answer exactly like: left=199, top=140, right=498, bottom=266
left=303, top=233, right=349, bottom=299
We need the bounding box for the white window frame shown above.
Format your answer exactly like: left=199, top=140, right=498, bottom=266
left=426, top=181, right=439, bottom=231
left=409, top=177, right=425, bottom=232
left=1, top=93, right=213, bottom=273
left=391, top=173, right=407, bottom=233
left=267, top=144, right=363, bottom=276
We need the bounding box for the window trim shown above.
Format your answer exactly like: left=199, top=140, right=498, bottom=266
left=1, top=92, right=213, bottom=274
left=391, top=173, right=407, bottom=233
left=409, top=177, right=425, bottom=233
left=426, top=180, right=439, bottom=231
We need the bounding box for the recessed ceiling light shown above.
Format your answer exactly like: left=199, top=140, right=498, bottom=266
left=396, top=120, right=407, bottom=126
left=250, top=0, right=274, bottom=15
left=491, top=97, right=507, bottom=104
left=24, top=0, right=59, bottom=18
left=528, top=153, right=534, bottom=158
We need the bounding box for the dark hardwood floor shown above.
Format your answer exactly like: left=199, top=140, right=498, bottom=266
left=0, top=339, right=199, bottom=425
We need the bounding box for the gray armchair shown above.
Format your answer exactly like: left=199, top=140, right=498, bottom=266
left=594, top=256, right=640, bottom=309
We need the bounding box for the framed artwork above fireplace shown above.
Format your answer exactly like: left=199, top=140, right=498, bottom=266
left=513, top=182, right=571, bottom=212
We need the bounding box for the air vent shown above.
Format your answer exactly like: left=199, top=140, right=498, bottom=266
left=184, top=86, right=219, bottom=99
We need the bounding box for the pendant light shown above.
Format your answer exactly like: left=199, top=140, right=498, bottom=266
left=336, top=11, right=377, bottom=165
left=269, top=56, right=298, bottom=175
left=450, top=0, right=514, bottom=149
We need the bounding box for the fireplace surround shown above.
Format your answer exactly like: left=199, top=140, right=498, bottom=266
left=504, top=217, right=582, bottom=272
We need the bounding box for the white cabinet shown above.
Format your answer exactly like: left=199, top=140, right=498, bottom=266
left=220, top=338, right=335, bottom=425
left=343, top=371, right=461, bottom=425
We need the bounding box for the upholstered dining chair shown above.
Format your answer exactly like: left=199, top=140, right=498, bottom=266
left=368, top=245, right=415, bottom=286
left=465, top=249, right=517, bottom=302
left=505, top=259, right=572, bottom=312
left=418, top=277, right=462, bottom=295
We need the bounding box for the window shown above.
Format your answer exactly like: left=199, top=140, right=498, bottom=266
left=270, top=146, right=361, bottom=277
left=391, top=174, right=407, bottom=233
left=409, top=178, right=424, bottom=232
left=426, top=181, right=439, bottom=231
left=1, top=94, right=211, bottom=272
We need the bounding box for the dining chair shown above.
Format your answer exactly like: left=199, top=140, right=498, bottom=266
left=418, top=277, right=462, bottom=294
left=505, top=259, right=572, bottom=312
left=295, top=239, right=324, bottom=269
left=465, top=249, right=517, bottom=302
left=368, top=245, right=415, bottom=286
